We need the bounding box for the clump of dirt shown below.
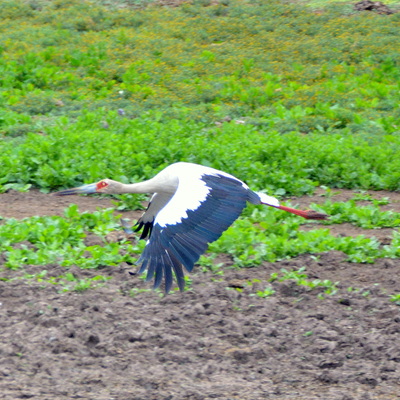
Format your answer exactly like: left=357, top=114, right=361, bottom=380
left=354, top=0, right=397, bottom=14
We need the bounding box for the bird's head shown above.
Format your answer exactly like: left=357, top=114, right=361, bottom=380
left=53, top=179, right=124, bottom=196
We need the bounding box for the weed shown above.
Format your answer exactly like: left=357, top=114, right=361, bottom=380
left=129, top=287, right=153, bottom=297
left=59, top=274, right=111, bottom=292
left=251, top=286, right=276, bottom=298
left=270, top=267, right=339, bottom=295
left=390, top=293, right=400, bottom=306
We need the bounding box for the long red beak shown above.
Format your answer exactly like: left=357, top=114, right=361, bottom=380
left=278, top=205, right=328, bottom=220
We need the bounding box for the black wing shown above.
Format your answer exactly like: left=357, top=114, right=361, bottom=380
left=136, top=174, right=251, bottom=292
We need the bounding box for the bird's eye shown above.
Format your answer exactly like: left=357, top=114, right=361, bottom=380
left=96, top=181, right=108, bottom=190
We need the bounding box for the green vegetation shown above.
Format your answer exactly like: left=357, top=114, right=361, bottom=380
left=269, top=266, right=339, bottom=295
left=2, top=115, right=400, bottom=195
left=390, top=293, right=400, bottom=305
left=1, top=0, right=400, bottom=193
left=322, top=200, right=400, bottom=228
left=210, top=203, right=400, bottom=264
left=0, top=205, right=138, bottom=270
left=0, top=0, right=399, bottom=295
left=304, top=0, right=399, bottom=9
left=252, top=286, right=276, bottom=298
left=1, top=200, right=399, bottom=293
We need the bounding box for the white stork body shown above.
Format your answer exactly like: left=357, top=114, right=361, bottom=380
left=55, top=162, right=327, bottom=292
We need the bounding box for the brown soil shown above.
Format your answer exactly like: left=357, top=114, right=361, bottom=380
left=0, top=189, right=399, bottom=399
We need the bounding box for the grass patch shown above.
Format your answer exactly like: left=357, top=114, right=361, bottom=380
left=1, top=200, right=398, bottom=291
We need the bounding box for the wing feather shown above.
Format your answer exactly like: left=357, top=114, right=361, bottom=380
left=165, top=239, right=198, bottom=272
left=145, top=258, right=156, bottom=282
left=153, top=255, right=164, bottom=288
left=163, top=252, right=174, bottom=293
left=137, top=258, right=148, bottom=275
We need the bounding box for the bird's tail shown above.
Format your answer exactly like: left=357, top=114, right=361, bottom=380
left=255, top=192, right=280, bottom=207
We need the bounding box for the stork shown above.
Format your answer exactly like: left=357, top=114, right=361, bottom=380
left=54, top=162, right=327, bottom=292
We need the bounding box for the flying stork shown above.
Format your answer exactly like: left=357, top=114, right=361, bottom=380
left=54, top=162, right=328, bottom=292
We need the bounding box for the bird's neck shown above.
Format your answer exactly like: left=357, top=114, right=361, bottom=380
left=119, top=181, right=157, bottom=194
left=121, top=176, right=178, bottom=194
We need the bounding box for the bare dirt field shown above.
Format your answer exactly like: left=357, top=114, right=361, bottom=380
left=0, top=189, right=399, bottom=400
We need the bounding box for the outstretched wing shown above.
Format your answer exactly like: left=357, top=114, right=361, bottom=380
left=136, top=172, right=251, bottom=292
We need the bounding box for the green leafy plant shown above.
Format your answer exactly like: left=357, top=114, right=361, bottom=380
left=111, top=194, right=146, bottom=211
left=390, top=293, right=400, bottom=306
left=321, top=200, right=400, bottom=229
left=252, top=286, right=276, bottom=298
left=59, top=273, right=111, bottom=292
left=270, top=267, right=339, bottom=295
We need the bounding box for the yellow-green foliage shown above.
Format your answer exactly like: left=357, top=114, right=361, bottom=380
left=1, top=0, right=400, bottom=125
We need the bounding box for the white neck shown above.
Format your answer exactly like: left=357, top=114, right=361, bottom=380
left=118, top=175, right=179, bottom=194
